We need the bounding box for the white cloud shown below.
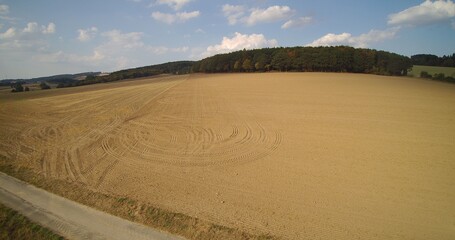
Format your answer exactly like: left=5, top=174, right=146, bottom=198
left=388, top=0, right=455, bottom=26
left=34, top=50, right=105, bottom=64
left=100, top=30, right=144, bottom=49
left=151, top=11, right=199, bottom=24
left=22, top=22, right=55, bottom=34
left=203, top=32, right=278, bottom=57
left=0, top=22, right=52, bottom=52
left=245, top=5, right=292, bottom=26
left=177, top=11, right=199, bottom=21
left=223, top=5, right=293, bottom=26
left=308, top=33, right=352, bottom=47
left=154, top=0, right=191, bottom=10
left=147, top=46, right=189, bottom=55
left=23, top=22, right=39, bottom=33
left=96, top=30, right=143, bottom=68
left=281, top=17, right=313, bottom=29
left=34, top=30, right=146, bottom=70
left=42, top=23, right=56, bottom=34
left=222, top=4, right=245, bottom=25
left=29, top=28, right=191, bottom=73
left=0, top=22, right=56, bottom=49
left=0, top=27, right=16, bottom=39
left=0, top=4, right=9, bottom=15
left=307, top=28, right=399, bottom=48
left=77, top=27, right=98, bottom=42
left=195, top=28, right=205, bottom=33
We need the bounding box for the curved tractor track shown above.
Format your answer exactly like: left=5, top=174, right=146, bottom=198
left=0, top=74, right=282, bottom=188
left=2, top=73, right=453, bottom=240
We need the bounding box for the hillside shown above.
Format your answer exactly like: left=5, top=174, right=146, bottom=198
left=5, top=46, right=455, bottom=90
left=193, top=46, right=412, bottom=76
left=0, top=72, right=101, bottom=86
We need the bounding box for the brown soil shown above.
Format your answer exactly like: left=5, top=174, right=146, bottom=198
left=1, top=73, right=454, bottom=239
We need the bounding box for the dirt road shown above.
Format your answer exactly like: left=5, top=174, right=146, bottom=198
left=0, top=172, right=184, bottom=240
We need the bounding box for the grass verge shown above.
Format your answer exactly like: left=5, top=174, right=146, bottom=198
left=408, top=65, right=455, bottom=78
left=0, top=203, right=64, bottom=240
left=0, top=157, right=275, bottom=240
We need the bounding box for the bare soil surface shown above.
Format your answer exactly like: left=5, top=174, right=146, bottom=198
left=1, top=73, right=454, bottom=239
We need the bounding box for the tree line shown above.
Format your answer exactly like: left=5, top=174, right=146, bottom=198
left=7, top=47, right=454, bottom=93
left=192, top=46, right=413, bottom=76
left=411, top=54, right=455, bottom=67
left=57, top=61, right=194, bottom=88
left=10, top=82, right=50, bottom=92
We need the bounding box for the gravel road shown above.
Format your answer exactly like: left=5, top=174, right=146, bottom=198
left=0, top=172, right=185, bottom=240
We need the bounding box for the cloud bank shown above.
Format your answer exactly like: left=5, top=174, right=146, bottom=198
left=203, top=32, right=278, bottom=57
left=307, top=28, right=399, bottom=48
left=388, top=0, right=455, bottom=26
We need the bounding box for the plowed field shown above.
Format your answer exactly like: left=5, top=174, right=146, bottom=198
left=1, top=73, right=454, bottom=239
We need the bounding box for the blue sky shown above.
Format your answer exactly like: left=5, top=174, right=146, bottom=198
left=1, top=0, right=454, bottom=79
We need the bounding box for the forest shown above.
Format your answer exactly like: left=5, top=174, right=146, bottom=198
left=411, top=54, right=455, bottom=67
left=192, top=46, right=413, bottom=76
left=7, top=46, right=455, bottom=92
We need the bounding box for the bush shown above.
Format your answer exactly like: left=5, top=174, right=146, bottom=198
left=39, top=82, right=51, bottom=90
left=10, top=82, right=24, bottom=92
left=420, top=71, right=432, bottom=78
left=433, top=73, right=445, bottom=81
left=444, top=76, right=455, bottom=83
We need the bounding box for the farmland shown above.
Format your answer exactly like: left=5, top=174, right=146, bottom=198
left=408, top=65, right=455, bottom=78
left=0, top=73, right=454, bottom=239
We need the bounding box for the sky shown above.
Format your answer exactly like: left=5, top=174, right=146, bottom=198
left=0, top=0, right=455, bottom=79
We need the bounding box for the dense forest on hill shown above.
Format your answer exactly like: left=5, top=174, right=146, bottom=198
left=7, top=46, right=455, bottom=92
left=192, top=46, right=413, bottom=76
left=411, top=54, right=455, bottom=67
left=60, top=46, right=413, bottom=89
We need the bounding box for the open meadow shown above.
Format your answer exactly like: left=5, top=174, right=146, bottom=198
left=0, top=73, right=454, bottom=239
left=408, top=65, right=455, bottom=78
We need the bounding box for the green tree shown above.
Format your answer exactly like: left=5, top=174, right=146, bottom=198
left=271, top=50, right=291, bottom=71
left=242, top=59, right=253, bottom=72
left=39, top=82, right=51, bottom=90
left=233, top=60, right=241, bottom=72
left=11, top=82, right=24, bottom=92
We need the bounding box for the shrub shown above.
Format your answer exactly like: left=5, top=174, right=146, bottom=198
left=420, top=71, right=432, bottom=78
left=39, top=82, right=51, bottom=90
left=433, top=73, right=445, bottom=81
left=10, top=82, right=24, bottom=92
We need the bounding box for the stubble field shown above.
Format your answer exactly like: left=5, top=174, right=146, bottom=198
left=1, top=73, right=454, bottom=239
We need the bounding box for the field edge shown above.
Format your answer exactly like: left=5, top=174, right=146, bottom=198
left=0, top=157, right=276, bottom=240
left=0, top=203, right=64, bottom=240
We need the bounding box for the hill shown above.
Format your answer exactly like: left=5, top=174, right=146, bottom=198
left=411, top=54, right=455, bottom=67
left=0, top=72, right=101, bottom=86
left=74, top=46, right=413, bottom=89
left=65, top=61, right=194, bottom=88
left=6, top=46, right=455, bottom=90
left=192, top=46, right=412, bottom=76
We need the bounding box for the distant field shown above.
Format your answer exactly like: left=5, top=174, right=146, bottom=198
left=0, top=73, right=454, bottom=239
left=408, top=65, right=455, bottom=78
